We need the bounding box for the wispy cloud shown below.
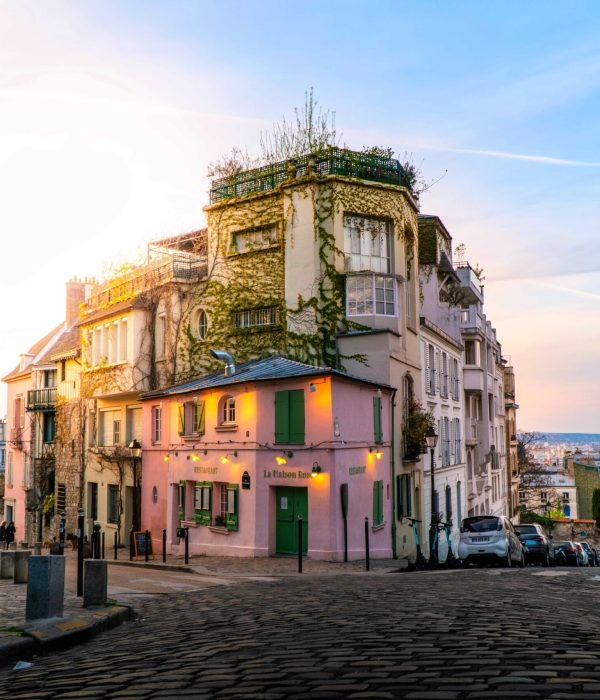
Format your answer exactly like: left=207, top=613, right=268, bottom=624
left=423, top=145, right=600, bottom=168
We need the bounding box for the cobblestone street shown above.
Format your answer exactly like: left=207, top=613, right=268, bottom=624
left=4, top=566, right=600, bottom=699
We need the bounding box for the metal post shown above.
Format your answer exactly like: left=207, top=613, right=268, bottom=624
left=162, top=529, right=167, bottom=564
left=184, top=528, right=189, bottom=565
left=145, top=529, right=150, bottom=563
left=429, top=447, right=438, bottom=568
left=101, top=531, right=105, bottom=560
left=114, top=531, right=118, bottom=561
left=129, top=525, right=134, bottom=561
left=93, top=522, right=101, bottom=559
left=365, top=517, right=370, bottom=571
left=298, top=515, right=303, bottom=574
left=58, top=511, right=66, bottom=555
left=76, top=508, right=84, bottom=597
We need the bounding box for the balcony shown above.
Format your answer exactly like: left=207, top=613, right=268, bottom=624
left=209, top=147, right=409, bottom=203
left=456, top=265, right=484, bottom=305
left=463, top=366, right=484, bottom=392
left=27, top=388, right=57, bottom=412
left=460, top=306, right=483, bottom=332
left=9, top=428, right=23, bottom=449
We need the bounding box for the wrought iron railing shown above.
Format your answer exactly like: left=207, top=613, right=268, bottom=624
left=210, top=147, right=408, bottom=203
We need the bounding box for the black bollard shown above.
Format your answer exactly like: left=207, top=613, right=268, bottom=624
left=298, top=515, right=303, bottom=574
left=184, top=527, right=189, bottom=565
left=58, top=511, right=66, bottom=555
left=93, top=522, right=101, bottom=559
left=101, top=531, right=105, bottom=560
left=77, top=508, right=84, bottom=597
left=114, top=531, right=118, bottom=561
left=145, top=530, right=150, bottom=563
left=162, top=529, right=167, bottom=564
left=364, top=517, right=370, bottom=572
left=129, top=525, right=134, bottom=561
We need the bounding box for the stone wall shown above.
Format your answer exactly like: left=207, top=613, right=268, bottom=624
left=574, top=462, right=600, bottom=519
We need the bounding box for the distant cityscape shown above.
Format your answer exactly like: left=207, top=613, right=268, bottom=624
left=532, top=433, right=600, bottom=469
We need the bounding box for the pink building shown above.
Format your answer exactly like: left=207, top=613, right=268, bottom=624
left=140, top=356, right=393, bottom=560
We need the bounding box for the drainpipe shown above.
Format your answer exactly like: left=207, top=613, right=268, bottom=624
left=390, top=387, right=398, bottom=559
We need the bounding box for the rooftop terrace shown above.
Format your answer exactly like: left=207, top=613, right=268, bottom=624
left=209, top=147, right=409, bottom=203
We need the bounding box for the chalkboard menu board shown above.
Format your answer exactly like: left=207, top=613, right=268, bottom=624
left=133, top=531, right=154, bottom=559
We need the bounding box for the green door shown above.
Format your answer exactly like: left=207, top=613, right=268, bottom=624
left=275, top=486, right=308, bottom=555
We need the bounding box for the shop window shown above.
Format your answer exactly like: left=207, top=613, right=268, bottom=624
left=274, top=390, right=305, bottom=444
left=214, top=483, right=239, bottom=530
left=194, top=481, right=213, bottom=525
left=372, top=480, right=384, bottom=527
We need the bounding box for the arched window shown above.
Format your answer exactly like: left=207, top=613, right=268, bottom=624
left=196, top=310, right=208, bottom=340
left=221, top=396, right=236, bottom=424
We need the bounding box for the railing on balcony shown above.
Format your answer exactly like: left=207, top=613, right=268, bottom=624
left=10, top=427, right=23, bottom=449
left=83, top=253, right=207, bottom=313
left=27, top=387, right=57, bottom=411
left=209, top=147, right=409, bottom=203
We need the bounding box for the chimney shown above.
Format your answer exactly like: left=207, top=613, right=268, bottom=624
left=66, top=276, right=86, bottom=326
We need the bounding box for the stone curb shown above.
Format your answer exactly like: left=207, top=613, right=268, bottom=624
left=107, top=559, right=194, bottom=573
left=0, top=605, right=133, bottom=668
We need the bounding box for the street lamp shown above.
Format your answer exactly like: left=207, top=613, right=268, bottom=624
left=543, top=500, right=552, bottom=535
left=128, top=439, right=142, bottom=532
left=426, top=425, right=439, bottom=567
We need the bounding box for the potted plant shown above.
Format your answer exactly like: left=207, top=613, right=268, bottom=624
left=214, top=514, right=226, bottom=528
left=403, top=398, right=434, bottom=461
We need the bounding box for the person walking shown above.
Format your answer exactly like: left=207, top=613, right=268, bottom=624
left=5, top=521, right=16, bottom=549
left=0, top=521, right=6, bottom=545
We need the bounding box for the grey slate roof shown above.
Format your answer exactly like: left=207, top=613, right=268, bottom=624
left=141, top=355, right=390, bottom=400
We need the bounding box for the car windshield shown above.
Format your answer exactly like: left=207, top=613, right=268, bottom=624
left=515, top=525, right=537, bottom=535
left=462, top=517, right=501, bottom=533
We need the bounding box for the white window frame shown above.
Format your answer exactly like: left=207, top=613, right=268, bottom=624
left=196, top=309, right=208, bottom=340
left=234, top=307, right=279, bottom=329
left=343, top=215, right=392, bottom=274
left=152, top=406, right=162, bottom=444
left=233, top=226, right=277, bottom=254
left=222, top=396, right=236, bottom=425
left=346, top=274, right=397, bottom=317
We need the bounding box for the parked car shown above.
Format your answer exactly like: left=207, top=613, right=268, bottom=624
left=458, top=516, right=525, bottom=567
left=580, top=542, right=598, bottom=566
left=514, top=523, right=555, bottom=566
left=553, top=541, right=584, bottom=566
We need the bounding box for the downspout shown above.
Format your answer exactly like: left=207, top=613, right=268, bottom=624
left=390, top=387, right=398, bottom=559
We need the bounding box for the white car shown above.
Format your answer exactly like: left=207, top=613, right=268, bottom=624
left=458, top=515, right=525, bottom=567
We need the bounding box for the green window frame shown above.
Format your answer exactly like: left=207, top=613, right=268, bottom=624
left=194, top=481, right=212, bottom=525
left=274, top=389, right=305, bottom=444
left=373, top=396, right=383, bottom=444
left=178, top=480, right=186, bottom=521
left=226, top=483, right=239, bottom=531
left=373, top=480, right=384, bottom=526
left=178, top=401, right=206, bottom=436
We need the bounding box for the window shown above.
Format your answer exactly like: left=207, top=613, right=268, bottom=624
left=213, top=482, right=239, bottom=530
left=43, top=369, right=56, bottom=388
left=346, top=275, right=396, bottom=316
left=60, top=360, right=66, bottom=382
left=405, top=246, right=414, bottom=326
left=442, top=417, right=451, bottom=467
left=456, top=482, right=462, bottom=524
left=343, top=215, right=391, bottom=273
left=372, top=480, right=384, bottom=526
left=107, top=485, right=119, bottom=523
left=119, top=319, right=128, bottom=362
left=441, top=353, right=448, bottom=398
left=178, top=401, right=206, bottom=436
left=445, top=485, right=452, bottom=521
left=156, top=314, right=166, bottom=359
left=562, top=492, right=570, bottom=502
left=43, top=413, right=55, bottom=443
left=7, top=452, right=13, bottom=486
left=274, top=390, right=305, bottom=444
left=373, top=395, right=383, bottom=444
left=152, top=406, right=162, bottom=444
left=451, top=358, right=459, bottom=399
left=234, top=307, right=279, bottom=329
left=13, top=396, right=23, bottom=429
left=100, top=409, right=121, bottom=446
left=426, top=344, right=436, bottom=394
left=454, top=418, right=462, bottom=463
left=233, top=226, right=277, bottom=253
left=464, top=340, right=477, bottom=365
left=126, top=407, right=142, bottom=443
left=88, top=482, right=98, bottom=520
left=221, top=396, right=236, bottom=425
left=397, top=474, right=412, bottom=519
left=178, top=481, right=186, bottom=521
left=57, top=483, right=67, bottom=512
left=196, top=310, right=208, bottom=340
left=194, top=481, right=213, bottom=525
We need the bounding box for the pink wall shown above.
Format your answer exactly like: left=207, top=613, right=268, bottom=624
left=140, top=374, right=393, bottom=560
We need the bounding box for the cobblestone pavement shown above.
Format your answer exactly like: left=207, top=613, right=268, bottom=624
left=4, top=567, right=600, bottom=699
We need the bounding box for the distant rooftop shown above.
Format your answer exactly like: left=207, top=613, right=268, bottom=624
left=209, top=147, right=410, bottom=204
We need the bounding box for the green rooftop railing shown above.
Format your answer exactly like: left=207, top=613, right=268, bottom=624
left=209, top=147, right=408, bottom=203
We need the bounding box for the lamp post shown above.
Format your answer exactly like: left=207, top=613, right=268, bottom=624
left=128, top=439, right=142, bottom=532
left=543, top=500, right=552, bottom=535
left=426, top=425, right=439, bottom=567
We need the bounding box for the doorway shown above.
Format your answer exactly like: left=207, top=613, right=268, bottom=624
left=275, top=486, right=308, bottom=555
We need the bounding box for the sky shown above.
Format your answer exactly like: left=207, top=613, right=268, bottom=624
left=1, top=0, right=599, bottom=432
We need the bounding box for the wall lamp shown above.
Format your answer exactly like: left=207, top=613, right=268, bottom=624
left=220, top=451, right=238, bottom=464
left=311, top=462, right=322, bottom=478
left=369, top=447, right=384, bottom=460
left=275, top=450, right=294, bottom=465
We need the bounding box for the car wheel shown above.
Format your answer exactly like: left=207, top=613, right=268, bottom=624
left=505, top=549, right=512, bottom=568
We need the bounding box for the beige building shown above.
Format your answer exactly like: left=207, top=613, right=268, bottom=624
left=504, top=364, right=519, bottom=520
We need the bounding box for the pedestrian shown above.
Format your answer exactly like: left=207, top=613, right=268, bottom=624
left=6, top=521, right=16, bottom=549
left=0, top=521, right=5, bottom=545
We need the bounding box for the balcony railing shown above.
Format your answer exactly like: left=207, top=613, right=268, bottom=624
left=27, top=388, right=57, bottom=411
left=209, top=147, right=409, bottom=203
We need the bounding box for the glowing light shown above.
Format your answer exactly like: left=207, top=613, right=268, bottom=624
left=275, top=456, right=287, bottom=465
left=163, top=455, right=170, bottom=462
left=191, top=453, right=200, bottom=462
left=311, top=462, right=322, bottom=478
left=220, top=456, right=229, bottom=464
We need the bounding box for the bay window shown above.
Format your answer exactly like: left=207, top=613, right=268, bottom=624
left=346, top=274, right=396, bottom=317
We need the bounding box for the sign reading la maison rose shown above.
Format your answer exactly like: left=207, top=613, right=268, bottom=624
left=263, top=469, right=312, bottom=479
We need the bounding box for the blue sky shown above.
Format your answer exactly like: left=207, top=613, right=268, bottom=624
left=1, top=1, right=599, bottom=431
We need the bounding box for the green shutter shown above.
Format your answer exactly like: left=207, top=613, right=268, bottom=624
left=373, top=480, right=384, bottom=526
left=289, top=390, right=305, bottom=444
left=178, top=480, right=185, bottom=521
left=195, top=401, right=205, bottom=435
left=194, top=481, right=212, bottom=525
left=226, top=483, right=239, bottom=531
left=373, top=396, right=383, bottom=444
left=177, top=403, right=185, bottom=436
left=274, top=390, right=290, bottom=443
